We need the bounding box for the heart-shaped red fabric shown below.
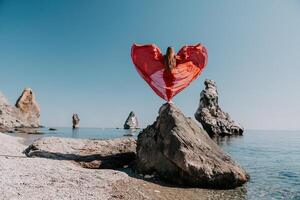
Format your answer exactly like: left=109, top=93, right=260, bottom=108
left=131, top=43, right=208, bottom=101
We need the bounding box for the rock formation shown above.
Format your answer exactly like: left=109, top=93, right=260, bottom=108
left=195, top=79, right=244, bottom=137
left=124, top=111, right=138, bottom=129
left=24, top=137, right=137, bottom=169
left=15, top=88, right=40, bottom=115
left=136, top=103, right=249, bottom=189
left=0, top=88, right=40, bottom=130
left=72, top=114, right=80, bottom=128
left=15, top=88, right=40, bottom=126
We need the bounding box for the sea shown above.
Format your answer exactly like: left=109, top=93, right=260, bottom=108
left=12, top=128, right=300, bottom=200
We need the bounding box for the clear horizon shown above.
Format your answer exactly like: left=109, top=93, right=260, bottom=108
left=1, top=0, right=300, bottom=130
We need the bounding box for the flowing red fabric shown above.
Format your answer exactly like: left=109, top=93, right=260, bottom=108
left=131, top=43, right=208, bottom=101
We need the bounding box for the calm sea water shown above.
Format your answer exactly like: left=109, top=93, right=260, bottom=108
left=217, top=130, right=300, bottom=200
left=15, top=128, right=300, bottom=200
left=17, top=128, right=140, bottom=145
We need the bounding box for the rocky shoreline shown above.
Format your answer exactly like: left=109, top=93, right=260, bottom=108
left=24, top=136, right=137, bottom=169
left=0, top=132, right=126, bottom=200
left=0, top=80, right=249, bottom=199
left=21, top=103, right=248, bottom=189
left=0, top=132, right=248, bottom=200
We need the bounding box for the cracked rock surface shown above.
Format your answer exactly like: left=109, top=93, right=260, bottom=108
left=136, top=103, right=249, bottom=189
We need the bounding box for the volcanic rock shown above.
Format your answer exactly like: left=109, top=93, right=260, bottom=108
left=195, top=79, right=244, bottom=137
left=136, top=103, right=249, bottom=189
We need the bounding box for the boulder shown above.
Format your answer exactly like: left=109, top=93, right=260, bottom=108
left=72, top=114, right=80, bottom=128
left=0, top=88, right=40, bottom=129
left=24, top=137, right=137, bottom=169
left=136, top=103, right=249, bottom=189
left=124, top=111, right=138, bottom=129
left=195, top=79, right=244, bottom=137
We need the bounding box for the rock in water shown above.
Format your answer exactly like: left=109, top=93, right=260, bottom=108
left=0, top=88, right=40, bottom=129
left=195, top=79, right=244, bottom=137
left=72, top=114, right=80, bottom=128
left=136, top=103, right=249, bottom=189
left=124, top=111, right=138, bottom=129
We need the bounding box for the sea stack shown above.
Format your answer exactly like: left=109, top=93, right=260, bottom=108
left=72, top=114, right=80, bottom=128
left=136, top=103, right=249, bottom=189
left=195, top=79, right=244, bottom=137
left=15, top=88, right=40, bottom=126
left=124, top=111, right=138, bottom=129
left=0, top=88, right=40, bottom=130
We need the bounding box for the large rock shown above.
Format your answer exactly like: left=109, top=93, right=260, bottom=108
left=136, top=103, right=249, bottom=189
left=72, top=114, right=80, bottom=128
left=24, top=137, right=137, bottom=169
left=0, top=88, right=40, bottom=130
left=15, top=88, right=40, bottom=115
left=124, top=111, right=138, bottom=129
left=195, top=79, right=244, bottom=137
left=15, top=88, right=40, bottom=127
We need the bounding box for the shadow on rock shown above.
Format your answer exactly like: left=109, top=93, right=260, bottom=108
left=117, top=167, right=248, bottom=200
left=23, top=137, right=136, bottom=170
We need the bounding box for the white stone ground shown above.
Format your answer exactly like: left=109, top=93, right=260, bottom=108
left=0, top=132, right=131, bottom=200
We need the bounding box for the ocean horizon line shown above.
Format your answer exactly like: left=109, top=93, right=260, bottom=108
left=39, top=126, right=300, bottom=132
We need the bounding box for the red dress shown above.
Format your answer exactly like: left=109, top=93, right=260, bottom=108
left=131, top=43, right=208, bottom=101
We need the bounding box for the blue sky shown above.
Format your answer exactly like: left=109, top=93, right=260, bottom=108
left=0, top=0, right=300, bottom=130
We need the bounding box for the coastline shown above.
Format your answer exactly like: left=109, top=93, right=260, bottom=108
left=0, top=132, right=246, bottom=200
left=0, top=132, right=128, bottom=200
